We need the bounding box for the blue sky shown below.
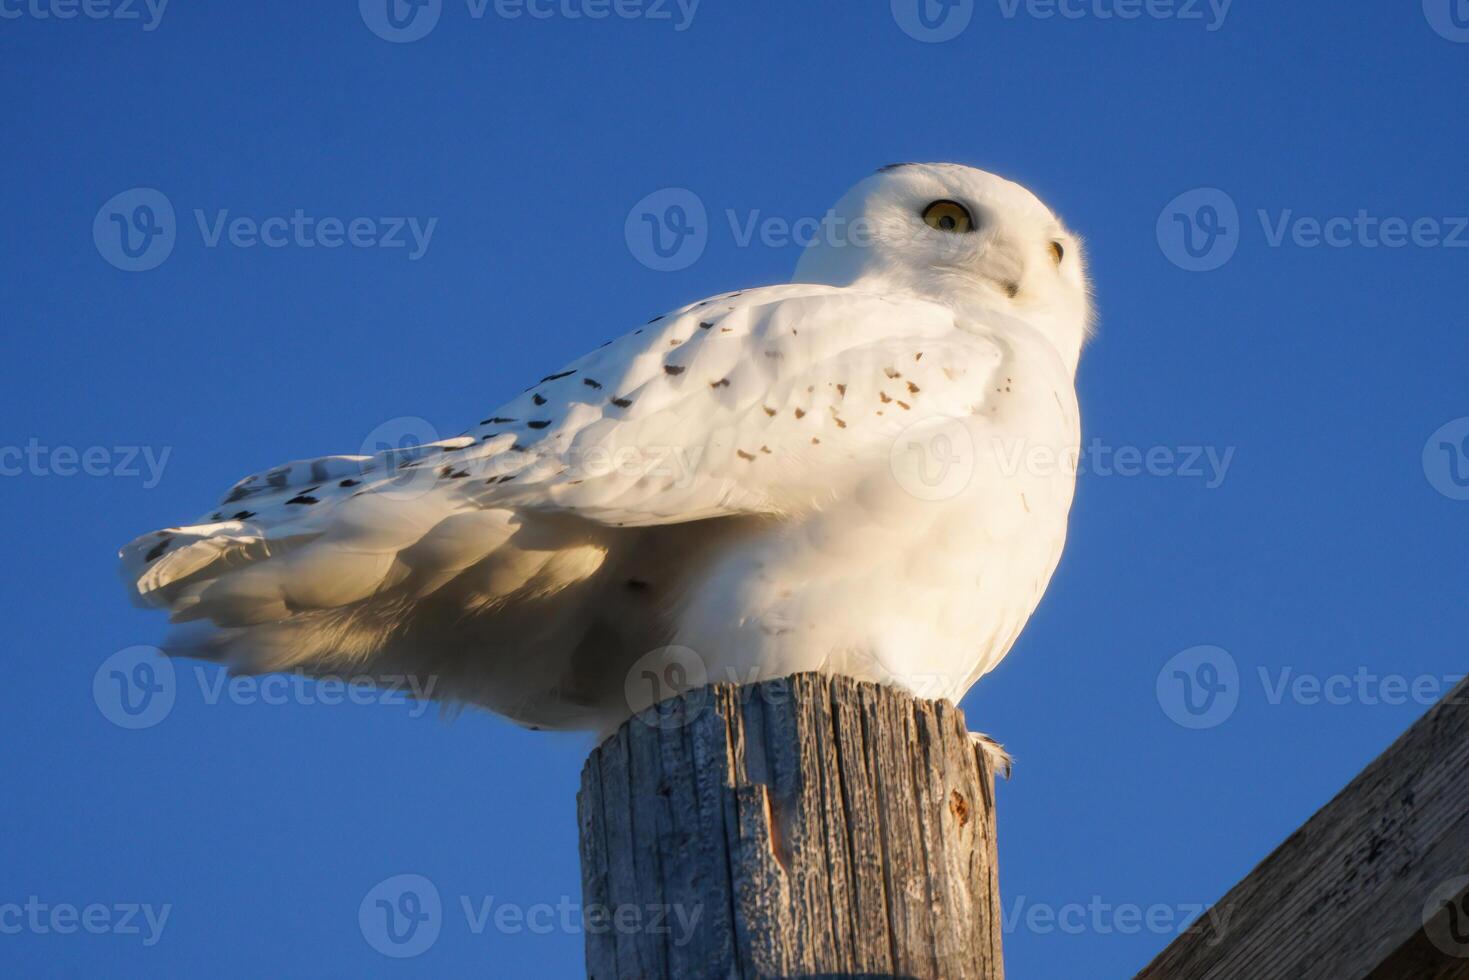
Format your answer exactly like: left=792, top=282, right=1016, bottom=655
left=2, top=2, right=1467, bottom=976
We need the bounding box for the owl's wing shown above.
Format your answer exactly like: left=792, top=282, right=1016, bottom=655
left=444, top=284, right=1004, bottom=526
left=119, top=283, right=1002, bottom=622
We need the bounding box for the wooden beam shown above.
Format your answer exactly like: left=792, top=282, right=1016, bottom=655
left=576, top=672, right=1004, bottom=979
left=1137, top=675, right=1469, bottom=980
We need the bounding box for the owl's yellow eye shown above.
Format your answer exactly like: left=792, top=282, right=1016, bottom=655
left=922, top=200, right=975, bottom=234
left=1050, top=241, right=1065, bottom=264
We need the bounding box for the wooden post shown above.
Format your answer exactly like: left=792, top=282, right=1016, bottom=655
left=576, top=672, right=1003, bottom=979
left=1137, top=675, right=1469, bottom=980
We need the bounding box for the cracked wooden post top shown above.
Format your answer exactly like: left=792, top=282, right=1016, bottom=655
left=577, top=672, right=1003, bottom=979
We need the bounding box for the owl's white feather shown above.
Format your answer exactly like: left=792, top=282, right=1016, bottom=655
left=119, top=164, right=1089, bottom=732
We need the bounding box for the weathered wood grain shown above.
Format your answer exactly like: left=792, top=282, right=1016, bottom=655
left=577, top=672, right=1003, bottom=979
left=1137, top=674, right=1469, bottom=980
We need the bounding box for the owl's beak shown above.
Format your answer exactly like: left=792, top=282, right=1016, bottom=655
left=981, top=235, right=1026, bottom=300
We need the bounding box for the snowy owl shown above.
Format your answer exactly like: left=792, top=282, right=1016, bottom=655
left=119, top=163, right=1090, bottom=739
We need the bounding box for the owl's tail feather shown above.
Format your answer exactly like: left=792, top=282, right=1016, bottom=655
left=120, top=477, right=604, bottom=677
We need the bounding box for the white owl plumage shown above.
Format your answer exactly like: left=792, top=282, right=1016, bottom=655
left=119, top=163, right=1090, bottom=735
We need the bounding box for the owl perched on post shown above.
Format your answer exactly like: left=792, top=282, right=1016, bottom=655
left=119, top=163, right=1090, bottom=743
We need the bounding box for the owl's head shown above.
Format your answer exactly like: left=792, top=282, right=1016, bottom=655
left=794, top=163, right=1093, bottom=363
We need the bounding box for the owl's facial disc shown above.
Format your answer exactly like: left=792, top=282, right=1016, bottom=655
left=910, top=189, right=1073, bottom=304
left=793, top=163, right=1093, bottom=356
